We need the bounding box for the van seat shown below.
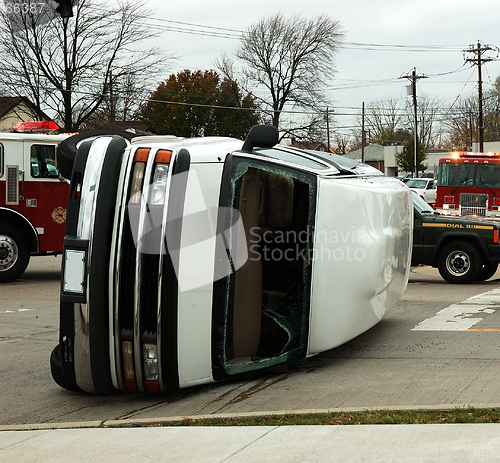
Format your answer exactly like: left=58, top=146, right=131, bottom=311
left=232, top=172, right=262, bottom=360
left=259, top=171, right=294, bottom=229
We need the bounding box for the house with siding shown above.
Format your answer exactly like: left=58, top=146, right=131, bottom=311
left=0, top=97, right=52, bottom=132
left=343, top=144, right=385, bottom=172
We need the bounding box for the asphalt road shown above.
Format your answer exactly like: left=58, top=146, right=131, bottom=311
left=1, top=256, right=500, bottom=427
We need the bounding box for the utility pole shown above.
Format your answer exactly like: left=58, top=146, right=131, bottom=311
left=469, top=110, right=473, bottom=150
left=109, top=71, right=116, bottom=123
left=325, top=107, right=330, bottom=153
left=361, top=102, right=365, bottom=163
left=400, top=68, right=427, bottom=177
left=463, top=41, right=499, bottom=153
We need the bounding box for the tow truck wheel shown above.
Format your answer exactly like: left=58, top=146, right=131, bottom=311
left=437, top=241, right=483, bottom=284
left=477, top=262, right=499, bottom=281
left=0, top=224, right=30, bottom=283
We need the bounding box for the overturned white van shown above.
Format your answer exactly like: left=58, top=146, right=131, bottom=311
left=51, top=125, right=412, bottom=394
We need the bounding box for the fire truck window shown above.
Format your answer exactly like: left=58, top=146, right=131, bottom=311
left=30, top=144, right=58, bottom=178
left=0, top=143, right=3, bottom=178
left=476, top=164, right=500, bottom=188
left=438, top=163, right=475, bottom=187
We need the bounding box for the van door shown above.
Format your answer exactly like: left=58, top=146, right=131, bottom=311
left=212, top=155, right=316, bottom=378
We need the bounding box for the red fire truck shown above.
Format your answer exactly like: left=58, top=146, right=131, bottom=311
left=0, top=124, right=149, bottom=282
left=436, top=152, right=500, bottom=218
left=0, top=127, right=71, bottom=282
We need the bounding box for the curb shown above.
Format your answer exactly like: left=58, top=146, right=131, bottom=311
left=2, top=403, right=500, bottom=432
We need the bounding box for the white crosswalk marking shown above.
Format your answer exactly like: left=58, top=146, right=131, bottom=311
left=412, top=287, right=500, bottom=331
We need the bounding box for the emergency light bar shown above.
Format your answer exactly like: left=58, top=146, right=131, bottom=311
left=452, top=151, right=500, bottom=158
left=13, top=121, right=60, bottom=133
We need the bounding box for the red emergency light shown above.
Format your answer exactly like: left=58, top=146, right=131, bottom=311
left=12, top=121, right=60, bottom=132
left=453, top=151, right=500, bottom=158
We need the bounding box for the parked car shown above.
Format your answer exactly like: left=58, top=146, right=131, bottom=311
left=411, top=191, right=500, bottom=283
left=406, top=178, right=436, bottom=204
left=397, top=174, right=412, bottom=183
left=50, top=125, right=412, bottom=394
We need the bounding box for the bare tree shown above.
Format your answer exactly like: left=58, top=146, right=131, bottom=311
left=359, top=95, right=443, bottom=150
left=0, top=0, right=171, bottom=131
left=404, top=95, right=442, bottom=149
left=81, top=70, right=150, bottom=129
left=267, top=110, right=325, bottom=141
left=235, top=13, right=344, bottom=128
left=363, top=98, right=406, bottom=143
left=443, top=76, right=500, bottom=150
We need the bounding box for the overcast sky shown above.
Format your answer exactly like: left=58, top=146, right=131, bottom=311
left=145, top=0, right=500, bottom=135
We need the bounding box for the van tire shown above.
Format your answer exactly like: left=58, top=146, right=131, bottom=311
left=57, top=130, right=145, bottom=180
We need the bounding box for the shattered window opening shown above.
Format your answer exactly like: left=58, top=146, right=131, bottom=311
left=215, top=157, right=316, bottom=375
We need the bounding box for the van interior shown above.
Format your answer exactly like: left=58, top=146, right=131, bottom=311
left=223, top=166, right=313, bottom=372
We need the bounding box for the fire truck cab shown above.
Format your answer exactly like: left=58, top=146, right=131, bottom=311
left=436, top=152, right=500, bottom=218
left=0, top=132, right=70, bottom=282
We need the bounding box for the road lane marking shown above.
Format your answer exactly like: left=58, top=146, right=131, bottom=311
left=0, top=308, right=34, bottom=314
left=412, top=287, right=500, bottom=331
left=467, top=328, right=500, bottom=332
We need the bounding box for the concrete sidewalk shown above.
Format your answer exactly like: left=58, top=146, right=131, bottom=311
left=3, top=265, right=500, bottom=461
left=2, top=421, right=500, bottom=462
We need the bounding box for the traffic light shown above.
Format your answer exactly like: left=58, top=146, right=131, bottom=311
left=54, top=0, right=74, bottom=18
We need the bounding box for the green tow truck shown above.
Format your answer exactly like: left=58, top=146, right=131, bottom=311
left=412, top=192, right=500, bottom=283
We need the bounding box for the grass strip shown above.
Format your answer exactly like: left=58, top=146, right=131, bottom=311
left=149, top=408, right=500, bottom=427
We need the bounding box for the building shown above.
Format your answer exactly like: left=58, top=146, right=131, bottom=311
left=0, top=96, right=52, bottom=132
left=384, top=145, right=450, bottom=178
left=350, top=141, right=500, bottom=178
left=343, top=144, right=385, bottom=172
left=472, top=141, right=500, bottom=153
left=289, top=138, right=331, bottom=153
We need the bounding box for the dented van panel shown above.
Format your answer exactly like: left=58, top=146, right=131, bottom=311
left=308, top=177, right=412, bottom=355
left=51, top=125, right=412, bottom=394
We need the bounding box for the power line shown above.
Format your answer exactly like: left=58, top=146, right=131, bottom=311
left=343, top=42, right=466, bottom=52
left=146, top=17, right=242, bottom=34
left=113, top=10, right=480, bottom=55
left=463, top=41, right=500, bottom=151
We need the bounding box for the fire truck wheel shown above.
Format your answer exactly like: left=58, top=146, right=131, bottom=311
left=0, top=224, right=30, bottom=283
left=437, top=241, right=483, bottom=284
left=476, top=261, right=499, bottom=281
left=50, top=345, right=83, bottom=392
left=57, top=129, right=146, bottom=180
